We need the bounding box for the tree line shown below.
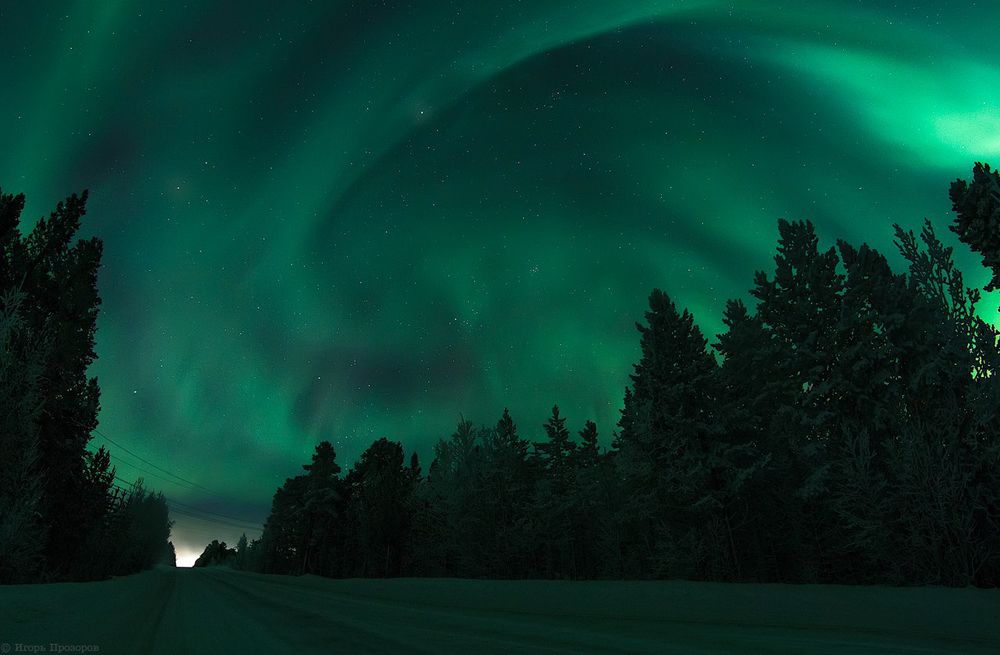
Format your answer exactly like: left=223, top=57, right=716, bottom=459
left=215, top=163, right=1000, bottom=587
left=0, top=189, right=173, bottom=583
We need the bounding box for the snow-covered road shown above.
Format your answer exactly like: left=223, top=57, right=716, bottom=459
left=2, top=567, right=998, bottom=654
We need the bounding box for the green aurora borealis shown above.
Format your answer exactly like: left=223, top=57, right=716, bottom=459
left=1, top=1, right=998, bottom=560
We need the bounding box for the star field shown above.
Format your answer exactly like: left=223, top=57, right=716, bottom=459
left=1, top=1, right=997, bottom=557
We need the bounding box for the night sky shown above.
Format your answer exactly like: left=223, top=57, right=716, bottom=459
left=1, top=1, right=998, bottom=564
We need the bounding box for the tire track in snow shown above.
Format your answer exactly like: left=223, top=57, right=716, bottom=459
left=124, top=568, right=177, bottom=653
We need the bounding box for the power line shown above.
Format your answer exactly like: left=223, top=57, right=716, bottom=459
left=91, top=426, right=230, bottom=500
left=174, top=523, right=255, bottom=537
left=107, top=451, right=224, bottom=498
left=113, top=477, right=140, bottom=491
left=172, top=519, right=261, bottom=536
left=166, top=497, right=263, bottom=528
left=108, top=488, right=260, bottom=539
left=113, top=476, right=262, bottom=530
left=171, top=523, right=258, bottom=542
left=166, top=506, right=262, bottom=532
left=87, top=422, right=271, bottom=536
left=107, top=454, right=267, bottom=530
left=110, top=492, right=261, bottom=536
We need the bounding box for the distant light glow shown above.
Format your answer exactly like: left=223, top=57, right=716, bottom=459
left=175, top=548, right=200, bottom=568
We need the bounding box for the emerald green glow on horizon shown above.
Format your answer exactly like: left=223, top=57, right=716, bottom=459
left=0, top=1, right=997, bottom=551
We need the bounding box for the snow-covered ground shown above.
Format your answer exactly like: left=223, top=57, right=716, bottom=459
left=1, top=567, right=997, bottom=653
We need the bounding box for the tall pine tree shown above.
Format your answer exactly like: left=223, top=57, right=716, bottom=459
left=0, top=188, right=111, bottom=580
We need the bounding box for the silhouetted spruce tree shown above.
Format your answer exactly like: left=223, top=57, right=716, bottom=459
left=345, top=437, right=414, bottom=577
left=534, top=405, right=576, bottom=488
left=1, top=187, right=170, bottom=582
left=615, top=289, right=722, bottom=578
left=398, top=452, right=423, bottom=575
left=252, top=443, right=343, bottom=576
left=877, top=220, right=999, bottom=585
left=424, top=418, right=489, bottom=576
left=163, top=541, right=177, bottom=567
left=70, top=445, right=119, bottom=579
left=3, top=191, right=104, bottom=576
left=532, top=405, right=578, bottom=577
left=102, top=480, right=172, bottom=577
left=244, top=163, right=1000, bottom=587
left=258, top=474, right=308, bottom=574
left=749, top=219, right=846, bottom=581
left=408, top=461, right=449, bottom=576
left=242, top=537, right=263, bottom=572
left=712, top=298, right=794, bottom=581
left=233, top=534, right=249, bottom=569
left=408, top=452, right=422, bottom=482
left=574, top=420, right=600, bottom=469
left=567, top=420, right=609, bottom=578
left=479, top=409, right=534, bottom=577
left=832, top=242, right=910, bottom=433
left=751, top=219, right=843, bottom=459
left=299, top=441, right=343, bottom=575
left=0, top=289, right=47, bottom=583
left=813, top=241, right=904, bottom=582
left=194, top=539, right=237, bottom=567
left=949, top=162, right=1000, bottom=292
left=714, top=299, right=789, bottom=444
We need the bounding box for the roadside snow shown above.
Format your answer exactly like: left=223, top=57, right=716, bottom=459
left=1, top=567, right=997, bottom=654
